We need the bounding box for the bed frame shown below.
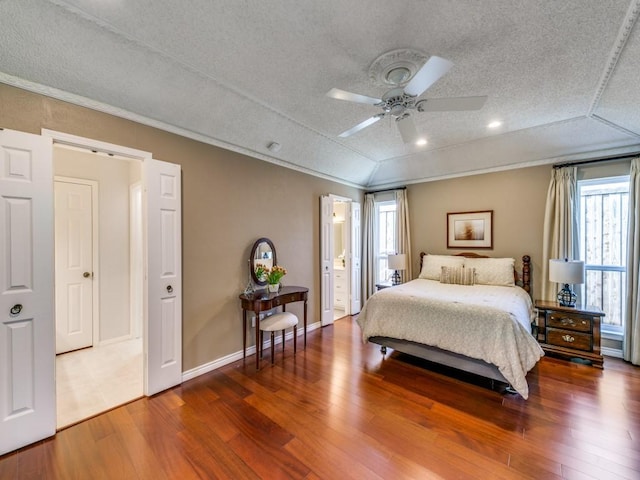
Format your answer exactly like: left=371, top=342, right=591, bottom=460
left=369, top=252, right=532, bottom=390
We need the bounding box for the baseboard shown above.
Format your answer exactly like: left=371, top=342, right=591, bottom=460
left=182, top=321, right=322, bottom=382
left=602, top=346, right=623, bottom=359
left=97, top=333, right=135, bottom=347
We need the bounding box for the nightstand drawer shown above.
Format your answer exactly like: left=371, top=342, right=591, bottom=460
left=546, top=328, right=592, bottom=351
left=547, top=312, right=592, bottom=332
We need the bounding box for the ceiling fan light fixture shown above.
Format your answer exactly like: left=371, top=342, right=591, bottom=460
left=331, top=51, right=487, bottom=143
left=385, top=67, right=411, bottom=85
left=368, top=49, right=428, bottom=87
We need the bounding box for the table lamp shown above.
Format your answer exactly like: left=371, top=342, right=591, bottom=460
left=549, top=258, right=585, bottom=307
left=388, top=254, right=407, bottom=286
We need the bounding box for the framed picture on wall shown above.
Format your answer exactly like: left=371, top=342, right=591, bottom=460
left=447, top=210, right=493, bottom=249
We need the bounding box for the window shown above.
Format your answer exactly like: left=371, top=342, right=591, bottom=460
left=578, top=176, right=629, bottom=335
left=374, top=200, right=397, bottom=283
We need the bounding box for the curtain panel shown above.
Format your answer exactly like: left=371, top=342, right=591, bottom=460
left=362, top=193, right=376, bottom=300
left=395, top=190, right=413, bottom=282
left=624, top=157, right=640, bottom=365
left=541, top=167, right=580, bottom=302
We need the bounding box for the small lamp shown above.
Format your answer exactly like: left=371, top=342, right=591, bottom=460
left=387, top=254, right=406, bottom=286
left=549, top=258, right=585, bottom=307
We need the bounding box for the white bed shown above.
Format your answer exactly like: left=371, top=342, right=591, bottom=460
left=357, top=254, right=544, bottom=399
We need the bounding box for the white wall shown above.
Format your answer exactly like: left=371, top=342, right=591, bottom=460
left=53, top=146, right=139, bottom=343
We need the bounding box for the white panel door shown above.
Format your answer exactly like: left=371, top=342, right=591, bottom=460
left=0, top=129, right=55, bottom=455
left=145, top=159, right=182, bottom=395
left=320, top=195, right=334, bottom=326
left=350, top=202, right=362, bottom=314
left=54, top=180, right=93, bottom=354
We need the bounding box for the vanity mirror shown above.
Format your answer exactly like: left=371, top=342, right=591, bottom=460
left=250, top=237, right=277, bottom=286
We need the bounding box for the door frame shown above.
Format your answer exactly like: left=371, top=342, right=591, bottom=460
left=42, top=129, right=182, bottom=397
left=130, top=181, right=143, bottom=340
left=54, top=175, right=100, bottom=348
left=320, top=194, right=360, bottom=325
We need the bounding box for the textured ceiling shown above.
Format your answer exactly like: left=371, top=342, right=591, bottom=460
left=1, top=0, right=640, bottom=188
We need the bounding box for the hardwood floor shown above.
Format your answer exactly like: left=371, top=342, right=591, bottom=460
left=2, top=316, right=640, bottom=479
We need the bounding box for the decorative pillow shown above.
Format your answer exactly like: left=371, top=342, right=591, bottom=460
left=418, top=254, right=465, bottom=281
left=440, top=266, right=475, bottom=286
left=464, top=257, right=515, bottom=286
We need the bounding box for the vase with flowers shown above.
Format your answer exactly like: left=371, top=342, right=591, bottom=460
left=265, top=265, right=287, bottom=293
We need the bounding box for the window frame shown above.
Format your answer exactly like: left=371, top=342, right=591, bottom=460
left=373, top=198, right=397, bottom=284
left=578, top=175, right=629, bottom=337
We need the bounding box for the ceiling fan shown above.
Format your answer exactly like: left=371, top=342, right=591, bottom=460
left=326, top=56, right=487, bottom=144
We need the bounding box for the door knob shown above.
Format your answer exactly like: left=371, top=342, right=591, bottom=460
left=83, top=272, right=91, bottom=278
left=166, top=285, right=173, bottom=293
left=10, top=304, right=22, bottom=315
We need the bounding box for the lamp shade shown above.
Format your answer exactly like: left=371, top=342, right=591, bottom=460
left=388, top=254, right=406, bottom=271
left=549, top=259, right=585, bottom=285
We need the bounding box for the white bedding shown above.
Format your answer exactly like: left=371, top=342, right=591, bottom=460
left=356, top=279, right=544, bottom=398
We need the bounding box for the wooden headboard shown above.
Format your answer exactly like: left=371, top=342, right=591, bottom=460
left=419, top=252, right=531, bottom=294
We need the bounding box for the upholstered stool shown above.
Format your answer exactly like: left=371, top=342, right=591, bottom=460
left=259, top=312, right=298, bottom=364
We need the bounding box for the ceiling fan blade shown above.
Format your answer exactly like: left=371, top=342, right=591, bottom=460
left=396, top=115, right=419, bottom=144
left=338, top=114, right=384, bottom=138
left=327, top=88, right=381, bottom=105
left=404, top=56, right=454, bottom=97
left=417, top=96, right=488, bottom=112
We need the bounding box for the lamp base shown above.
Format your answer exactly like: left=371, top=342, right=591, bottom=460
left=557, top=284, right=577, bottom=307
left=391, top=270, right=401, bottom=286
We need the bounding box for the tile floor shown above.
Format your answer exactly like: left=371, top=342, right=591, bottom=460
left=56, top=337, right=143, bottom=428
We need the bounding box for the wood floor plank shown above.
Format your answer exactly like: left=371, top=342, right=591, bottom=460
left=2, top=316, right=640, bottom=479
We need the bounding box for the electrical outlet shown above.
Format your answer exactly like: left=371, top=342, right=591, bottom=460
left=251, top=311, right=273, bottom=328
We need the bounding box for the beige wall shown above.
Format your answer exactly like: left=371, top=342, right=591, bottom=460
left=407, top=165, right=552, bottom=298
left=0, top=84, right=362, bottom=371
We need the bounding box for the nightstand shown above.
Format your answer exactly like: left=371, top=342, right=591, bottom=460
left=535, top=300, right=604, bottom=368
left=375, top=282, right=393, bottom=291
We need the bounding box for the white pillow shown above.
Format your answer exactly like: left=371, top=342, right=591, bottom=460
left=419, top=254, right=465, bottom=281
left=464, top=257, right=515, bottom=286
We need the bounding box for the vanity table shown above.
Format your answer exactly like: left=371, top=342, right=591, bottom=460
left=239, top=286, right=309, bottom=369
left=240, top=237, right=309, bottom=368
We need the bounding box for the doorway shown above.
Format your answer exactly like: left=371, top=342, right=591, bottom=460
left=332, top=201, right=348, bottom=320
left=1, top=128, right=183, bottom=454
left=320, top=195, right=361, bottom=326
left=53, top=145, right=143, bottom=427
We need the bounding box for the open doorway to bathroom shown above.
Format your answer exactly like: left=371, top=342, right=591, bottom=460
left=320, top=194, right=361, bottom=326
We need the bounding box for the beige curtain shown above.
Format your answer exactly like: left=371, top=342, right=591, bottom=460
left=624, top=157, right=640, bottom=365
left=396, top=190, right=413, bottom=282
left=362, top=193, right=376, bottom=299
left=541, top=167, right=580, bottom=301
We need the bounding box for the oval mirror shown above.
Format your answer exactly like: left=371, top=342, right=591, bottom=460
left=250, top=237, right=277, bottom=286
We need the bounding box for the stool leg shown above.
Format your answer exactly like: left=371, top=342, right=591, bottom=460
left=293, top=325, right=297, bottom=354
left=282, top=330, right=285, bottom=352
left=270, top=331, right=275, bottom=364
left=259, top=330, right=263, bottom=359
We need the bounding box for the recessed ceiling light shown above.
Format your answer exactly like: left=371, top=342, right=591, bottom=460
left=487, top=121, right=502, bottom=129
left=415, top=138, right=427, bottom=146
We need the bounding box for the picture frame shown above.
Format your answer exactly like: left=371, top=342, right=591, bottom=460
left=447, top=210, right=493, bottom=249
